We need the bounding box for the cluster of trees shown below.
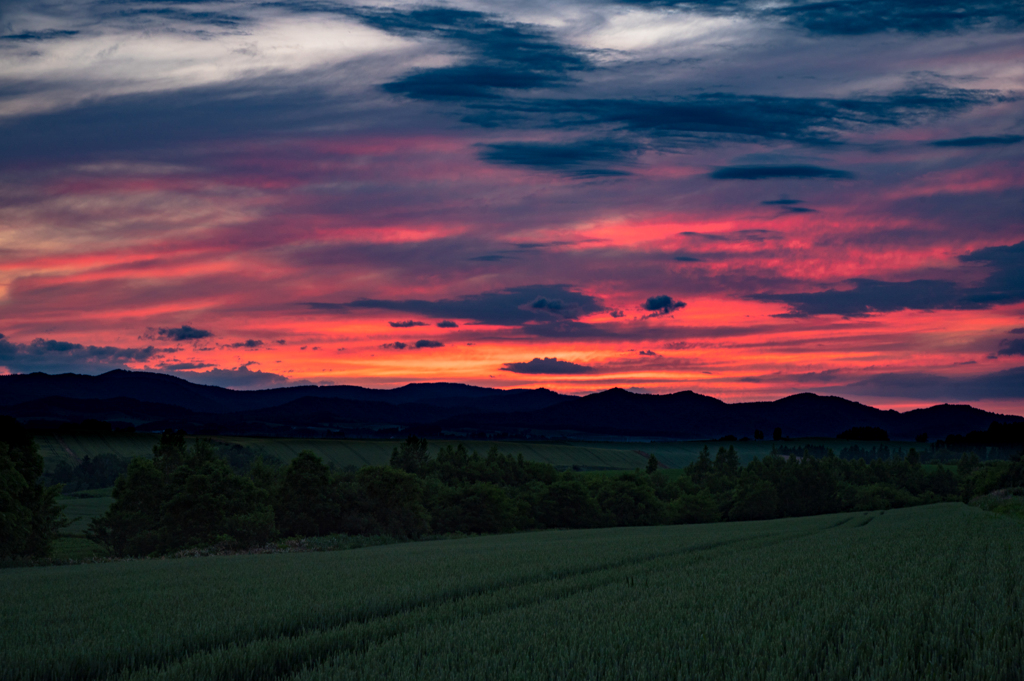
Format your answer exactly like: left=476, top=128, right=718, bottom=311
left=88, top=432, right=1024, bottom=557
left=944, top=421, right=1024, bottom=447
left=48, top=453, right=128, bottom=492
left=838, top=426, right=890, bottom=441
left=0, top=417, right=67, bottom=558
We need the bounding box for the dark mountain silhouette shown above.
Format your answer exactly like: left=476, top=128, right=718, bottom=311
left=0, top=371, right=572, bottom=414
left=0, top=370, right=1019, bottom=441
left=429, top=389, right=1021, bottom=440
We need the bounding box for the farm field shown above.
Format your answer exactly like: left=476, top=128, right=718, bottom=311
left=36, top=431, right=923, bottom=471
left=35, top=432, right=160, bottom=467
left=3, top=503, right=1021, bottom=680
left=57, top=493, right=114, bottom=535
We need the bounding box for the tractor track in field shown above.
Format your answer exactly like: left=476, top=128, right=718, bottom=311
left=30, top=529, right=828, bottom=681
left=11, top=515, right=865, bottom=681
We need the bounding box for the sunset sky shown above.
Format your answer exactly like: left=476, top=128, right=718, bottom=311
left=0, top=0, right=1022, bottom=414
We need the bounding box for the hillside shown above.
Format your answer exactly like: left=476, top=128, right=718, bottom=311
left=1, top=370, right=1020, bottom=441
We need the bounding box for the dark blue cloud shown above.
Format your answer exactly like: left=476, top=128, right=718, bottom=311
left=0, top=333, right=162, bottom=374
left=226, top=339, right=263, bottom=349
left=931, top=134, right=1024, bottom=147
left=751, top=240, right=1024, bottom=316
left=998, top=338, right=1024, bottom=356
left=711, top=165, right=854, bottom=180
left=771, top=0, right=1024, bottom=36
left=478, top=140, right=637, bottom=176
left=0, top=30, right=79, bottom=41
left=389, top=320, right=427, bottom=328
left=762, top=198, right=817, bottom=213
left=384, top=65, right=567, bottom=101
left=351, top=7, right=587, bottom=71
left=501, top=357, right=596, bottom=374
left=642, top=295, right=687, bottom=315
left=754, top=279, right=960, bottom=316
left=840, top=366, right=1024, bottom=400
left=957, top=240, right=1024, bottom=306
left=153, top=325, right=212, bottom=341
left=168, top=365, right=296, bottom=389
left=381, top=339, right=444, bottom=349
left=364, top=7, right=587, bottom=101
left=352, top=4, right=1008, bottom=168
left=436, top=320, right=458, bottom=328
left=475, top=86, right=1000, bottom=143
left=309, top=284, right=604, bottom=326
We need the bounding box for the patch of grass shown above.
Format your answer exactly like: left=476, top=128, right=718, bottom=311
left=2, top=503, right=1022, bottom=680
left=49, top=537, right=110, bottom=561
left=971, top=491, right=1024, bottom=520
left=58, top=493, right=114, bottom=534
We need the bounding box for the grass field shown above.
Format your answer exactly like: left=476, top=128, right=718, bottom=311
left=57, top=494, right=114, bottom=535
left=3, top=503, right=1021, bottom=680
left=35, top=432, right=160, bottom=467
left=52, top=490, right=115, bottom=560
left=37, top=431, right=924, bottom=472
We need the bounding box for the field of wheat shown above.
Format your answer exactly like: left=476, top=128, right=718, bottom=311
left=3, top=502, right=1021, bottom=680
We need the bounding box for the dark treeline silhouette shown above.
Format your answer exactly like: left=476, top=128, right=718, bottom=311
left=944, top=421, right=1024, bottom=447
left=48, top=454, right=128, bottom=492
left=87, top=433, right=1024, bottom=557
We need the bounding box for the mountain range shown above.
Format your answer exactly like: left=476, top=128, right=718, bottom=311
left=0, top=370, right=1019, bottom=441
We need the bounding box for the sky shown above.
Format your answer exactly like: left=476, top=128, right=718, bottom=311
left=0, top=0, right=1022, bottom=414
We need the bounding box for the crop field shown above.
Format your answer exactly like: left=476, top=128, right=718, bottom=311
left=36, top=431, right=910, bottom=471
left=3, top=503, right=1021, bottom=680
left=57, top=493, right=114, bottom=535
left=35, top=432, right=160, bottom=467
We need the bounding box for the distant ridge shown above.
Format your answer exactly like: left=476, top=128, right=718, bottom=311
left=0, top=370, right=1019, bottom=441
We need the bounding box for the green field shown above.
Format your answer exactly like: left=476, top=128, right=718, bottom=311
left=3, top=503, right=1021, bottom=680
left=37, top=431, right=923, bottom=472
left=35, top=432, right=161, bottom=467
left=57, top=494, right=114, bottom=534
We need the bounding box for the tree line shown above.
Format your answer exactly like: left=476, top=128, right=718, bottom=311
left=83, top=432, right=1024, bottom=557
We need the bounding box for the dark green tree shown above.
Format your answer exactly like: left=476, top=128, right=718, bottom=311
left=352, top=466, right=429, bottom=538
left=0, top=416, right=67, bottom=559
left=90, top=432, right=274, bottom=556
left=538, top=478, right=602, bottom=528
left=275, top=451, right=342, bottom=537
left=645, top=455, right=660, bottom=474
left=669, top=489, right=721, bottom=524
left=957, top=451, right=980, bottom=477
left=687, top=446, right=713, bottom=484
left=390, top=435, right=430, bottom=474
left=714, top=446, right=740, bottom=478
left=433, top=482, right=515, bottom=534
left=595, top=474, right=666, bottom=526
left=729, top=480, right=779, bottom=521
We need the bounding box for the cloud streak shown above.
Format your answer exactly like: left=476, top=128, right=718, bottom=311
left=502, top=357, right=596, bottom=374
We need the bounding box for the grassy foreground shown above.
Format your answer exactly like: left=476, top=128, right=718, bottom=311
left=3, top=503, right=1022, bottom=681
